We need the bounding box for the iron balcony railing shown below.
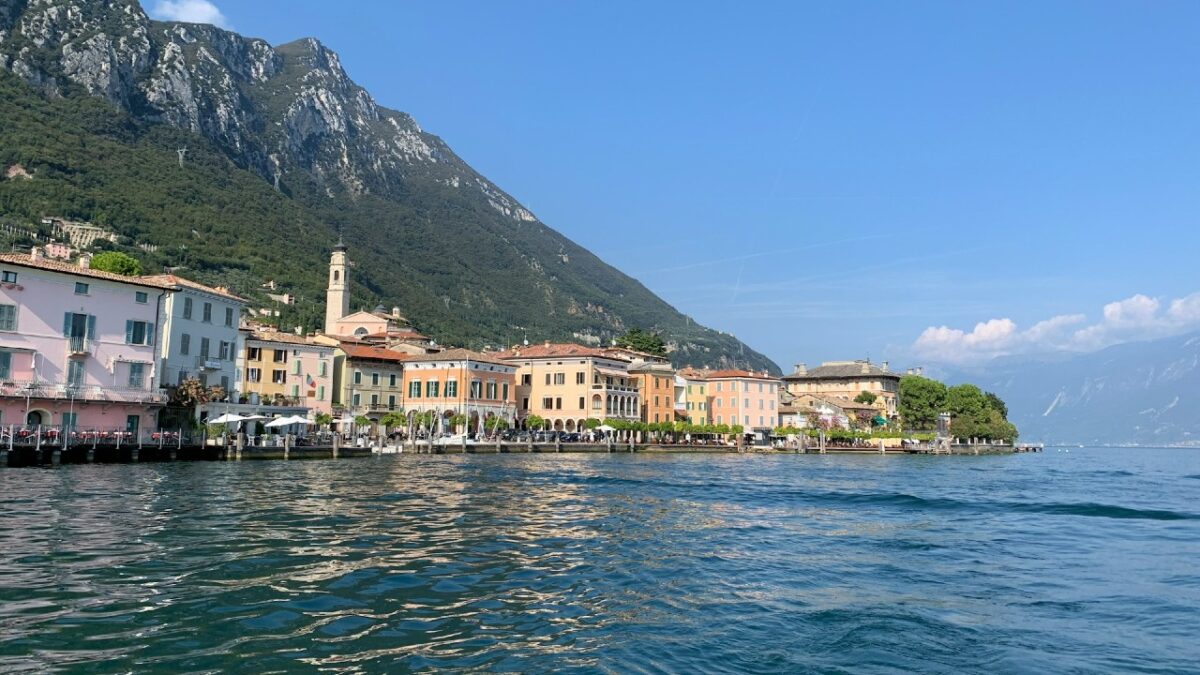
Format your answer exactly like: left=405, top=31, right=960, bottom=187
left=67, top=336, right=94, bottom=356
left=0, top=380, right=168, bottom=404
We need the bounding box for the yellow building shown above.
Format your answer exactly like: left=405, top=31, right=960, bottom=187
left=237, top=327, right=335, bottom=414
left=781, top=360, right=900, bottom=419
left=628, top=360, right=676, bottom=424
left=677, top=368, right=711, bottom=425
left=496, top=342, right=639, bottom=432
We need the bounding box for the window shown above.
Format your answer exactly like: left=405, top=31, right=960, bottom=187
left=759, top=399, right=764, bottom=409
left=183, top=297, right=193, bottom=319
left=744, top=416, right=750, bottom=425
left=470, top=380, right=482, bottom=398
left=409, top=380, right=421, bottom=398
left=579, top=396, right=585, bottom=409
left=180, top=334, right=191, bottom=355
left=67, top=360, right=84, bottom=387
left=225, top=307, right=234, bottom=327
left=426, top=381, right=439, bottom=398
left=654, top=396, right=660, bottom=406
left=74, top=282, right=89, bottom=295
left=292, top=384, right=300, bottom=398
left=716, top=382, right=722, bottom=392
left=554, top=373, right=565, bottom=385
left=770, top=400, right=776, bottom=410
left=0, top=304, right=17, bottom=331
left=220, top=376, right=229, bottom=392
left=178, top=370, right=189, bottom=385
left=388, top=395, right=396, bottom=409
left=125, top=320, right=155, bottom=346
left=758, top=383, right=764, bottom=393
left=730, top=397, right=736, bottom=407
left=717, top=415, right=723, bottom=424
left=61, top=412, right=77, bottom=430
left=576, top=372, right=585, bottom=385
left=1, top=271, right=16, bottom=283
left=218, top=341, right=232, bottom=360
left=486, top=381, right=497, bottom=399
left=126, top=362, right=144, bottom=389
left=555, top=397, right=562, bottom=410
left=318, top=385, right=326, bottom=401
left=248, top=347, right=261, bottom=361
left=545, top=373, right=551, bottom=386
left=446, top=380, right=458, bottom=397
left=135, top=291, right=148, bottom=304
left=744, top=398, right=750, bottom=409
left=542, top=397, right=553, bottom=409
left=371, top=373, right=379, bottom=386
left=202, top=302, right=212, bottom=323
left=352, top=393, right=361, bottom=406
left=199, top=337, right=210, bottom=358
left=198, top=373, right=207, bottom=387
left=522, top=397, right=529, bottom=410
left=502, top=383, right=509, bottom=401
left=0, top=351, right=10, bottom=379
left=292, top=359, right=301, bottom=375
left=389, top=373, right=397, bottom=388
left=273, top=349, right=287, bottom=363
left=246, top=367, right=261, bottom=383
left=370, top=394, right=379, bottom=406
left=354, top=370, right=362, bottom=385
left=272, top=370, right=287, bottom=384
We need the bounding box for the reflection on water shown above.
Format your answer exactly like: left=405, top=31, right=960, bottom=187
left=2, top=450, right=1199, bottom=672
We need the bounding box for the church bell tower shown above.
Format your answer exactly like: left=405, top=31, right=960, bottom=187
left=324, top=236, right=350, bottom=333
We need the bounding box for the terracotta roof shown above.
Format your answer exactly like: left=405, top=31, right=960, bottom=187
left=676, top=367, right=710, bottom=380
left=494, top=343, right=628, bottom=361
left=140, top=274, right=247, bottom=302
left=340, top=343, right=410, bottom=363
left=706, top=369, right=781, bottom=381
left=0, top=253, right=173, bottom=289
left=364, top=330, right=428, bottom=340
left=405, top=348, right=512, bottom=367
left=784, top=361, right=898, bottom=381
left=246, top=329, right=328, bottom=347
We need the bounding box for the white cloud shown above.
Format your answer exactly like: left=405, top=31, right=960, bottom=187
left=149, top=0, right=230, bottom=28
left=913, top=291, right=1200, bottom=364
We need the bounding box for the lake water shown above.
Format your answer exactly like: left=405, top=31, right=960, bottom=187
left=1, top=448, right=1198, bottom=673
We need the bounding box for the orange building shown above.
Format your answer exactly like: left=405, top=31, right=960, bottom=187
left=401, top=349, right=517, bottom=431
left=705, top=369, right=782, bottom=434
left=496, top=342, right=640, bottom=432
left=629, top=360, right=676, bottom=424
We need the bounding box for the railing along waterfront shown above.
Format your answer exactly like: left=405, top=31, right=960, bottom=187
left=0, top=380, right=168, bottom=403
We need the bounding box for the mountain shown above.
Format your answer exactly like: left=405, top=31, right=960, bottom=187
left=0, top=0, right=779, bottom=373
left=939, top=332, right=1200, bottom=446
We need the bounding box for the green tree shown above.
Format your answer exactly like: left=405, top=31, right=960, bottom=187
left=899, top=375, right=948, bottom=430
left=379, top=411, right=406, bottom=430
left=90, top=251, right=142, bottom=276
left=984, top=391, right=1008, bottom=419
left=314, top=412, right=334, bottom=428
left=485, top=416, right=509, bottom=431
left=524, top=414, right=546, bottom=431
left=854, top=390, right=877, bottom=405
left=614, top=328, right=667, bottom=356
left=583, top=418, right=602, bottom=430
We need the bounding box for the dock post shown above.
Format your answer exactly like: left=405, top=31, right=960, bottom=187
left=462, top=435, right=468, bottom=454
left=555, top=437, right=561, bottom=453
left=283, top=434, right=291, bottom=460
left=332, top=433, right=340, bottom=459
left=130, top=444, right=139, bottom=463
left=527, top=435, right=533, bottom=453
left=818, top=430, right=826, bottom=454
left=880, top=439, right=886, bottom=455
left=235, top=433, right=244, bottom=461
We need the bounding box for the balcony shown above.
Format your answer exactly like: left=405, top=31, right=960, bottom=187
left=0, top=380, right=168, bottom=404
left=66, top=336, right=93, bottom=357
left=195, top=357, right=223, bottom=371
left=591, top=383, right=639, bottom=393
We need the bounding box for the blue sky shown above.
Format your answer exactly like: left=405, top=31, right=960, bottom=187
left=150, top=1, right=1200, bottom=369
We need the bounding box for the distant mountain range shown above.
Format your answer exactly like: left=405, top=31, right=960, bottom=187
left=937, top=332, right=1200, bottom=446
left=0, top=0, right=778, bottom=373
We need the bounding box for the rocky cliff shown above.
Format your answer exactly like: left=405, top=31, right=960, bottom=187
left=0, top=0, right=779, bottom=372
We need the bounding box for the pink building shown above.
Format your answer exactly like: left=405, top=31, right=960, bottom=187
left=0, top=251, right=169, bottom=435
left=705, top=369, right=782, bottom=435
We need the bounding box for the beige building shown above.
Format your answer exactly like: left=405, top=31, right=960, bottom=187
left=332, top=342, right=408, bottom=418
left=781, top=360, right=900, bottom=419
left=677, top=367, right=711, bottom=426
left=496, top=343, right=640, bottom=431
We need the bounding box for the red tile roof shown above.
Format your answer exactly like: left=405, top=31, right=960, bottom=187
left=405, top=348, right=512, bottom=367
left=340, top=343, right=410, bottom=363
left=494, top=343, right=628, bottom=361
left=706, top=369, right=781, bottom=381
left=0, top=253, right=173, bottom=289
left=140, top=274, right=247, bottom=302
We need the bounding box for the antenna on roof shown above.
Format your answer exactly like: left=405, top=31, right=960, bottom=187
left=177, top=147, right=188, bottom=168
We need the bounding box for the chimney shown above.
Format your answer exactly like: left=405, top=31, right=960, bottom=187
left=861, top=362, right=870, bottom=374
left=30, top=247, right=43, bottom=260
left=882, top=361, right=889, bottom=372
left=794, top=363, right=807, bottom=375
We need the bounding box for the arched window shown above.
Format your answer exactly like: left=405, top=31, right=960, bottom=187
left=353, top=327, right=368, bottom=337
left=333, top=270, right=340, bottom=282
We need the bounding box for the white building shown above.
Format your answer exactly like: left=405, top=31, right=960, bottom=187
left=143, top=274, right=246, bottom=394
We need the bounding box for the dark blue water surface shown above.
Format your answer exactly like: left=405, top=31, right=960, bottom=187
left=2, top=448, right=1198, bottom=673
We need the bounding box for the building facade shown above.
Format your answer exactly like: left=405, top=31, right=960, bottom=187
left=677, top=368, right=711, bottom=426
left=236, top=328, right=335, bottom=415
left=401, top=349, right=516, bottom=431
left=333, top=342, right=408, bottom=418
left=629, top=360, right=676, bottom=424
left=144, top=274, right=245, bottom=393
left=781, top=360, right=900, bottom=419
left=497, top=343, right=639, bottom=431
left=0, top=252, right=169, bottom=434
left=705, top=370, right=781, bottom=433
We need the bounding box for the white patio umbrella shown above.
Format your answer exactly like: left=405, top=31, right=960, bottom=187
left=596, top=424, right=616, bottom=432
left=209, top=413, right=247, bottom=425
left=264, top=417, right=294, bottom=428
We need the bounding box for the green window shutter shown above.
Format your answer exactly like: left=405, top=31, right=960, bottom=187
left=146, top=322, right=155, bottom=346
left=63, top=312, right=71, bottom=337
left=86, top=315, right=96, bottom=340
left=125, top=320, right=134, bottom=344
left=0, top=351, right=11, bottom=380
